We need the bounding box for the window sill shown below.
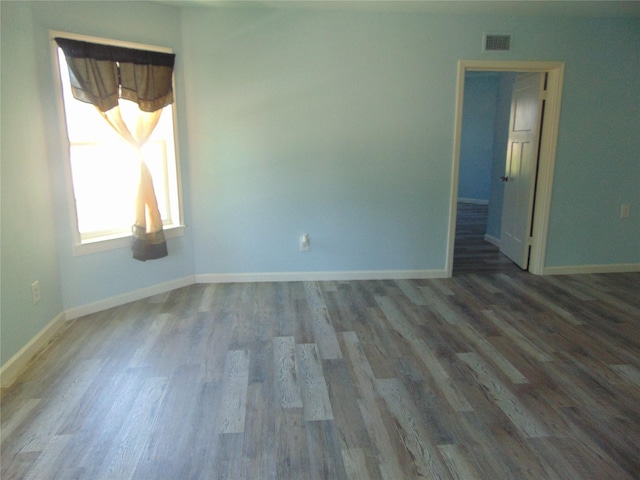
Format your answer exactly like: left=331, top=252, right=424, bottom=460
left=72, top=225, right=185, bottom=256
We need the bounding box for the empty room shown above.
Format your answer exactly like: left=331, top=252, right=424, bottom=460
left=1, top=1, right=639, bottom=478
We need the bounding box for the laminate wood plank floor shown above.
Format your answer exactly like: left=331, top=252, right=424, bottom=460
left=3, top=271, right=639, bottom=480
left=3, top=223, right=640, bottom=479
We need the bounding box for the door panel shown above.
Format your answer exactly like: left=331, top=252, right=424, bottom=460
left=500, top=73, right=544, bottom=269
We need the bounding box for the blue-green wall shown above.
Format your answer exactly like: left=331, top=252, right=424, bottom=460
left=2, top=2, right=638, bottom=367
left=543, top=17, right=640, bottom=265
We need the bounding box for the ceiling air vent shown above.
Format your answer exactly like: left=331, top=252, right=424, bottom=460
left=483, top=33, right=512, bottom=52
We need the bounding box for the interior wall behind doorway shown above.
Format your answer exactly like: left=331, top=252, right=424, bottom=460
left=459, top=71, right=516, bottom=243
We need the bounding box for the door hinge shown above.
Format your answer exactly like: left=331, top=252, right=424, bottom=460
left=527, top=236, right=534, bottom=246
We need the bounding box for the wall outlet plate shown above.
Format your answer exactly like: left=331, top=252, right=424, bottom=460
left=621, top=204, right=631, bottom=218
left=31, top=281, right=41, bottom=304
left=300, top=234, right=310, bottom=252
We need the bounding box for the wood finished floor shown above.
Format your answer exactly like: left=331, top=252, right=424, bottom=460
left=453, top=202, right=521, bottom=275
left=2, top=212, right=639, bottom=479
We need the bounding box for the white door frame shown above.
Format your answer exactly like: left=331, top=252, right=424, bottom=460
left=446, top=60, right=565, bottom=276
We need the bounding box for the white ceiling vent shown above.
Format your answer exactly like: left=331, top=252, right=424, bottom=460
left=483, top=33, right=512, bottom=52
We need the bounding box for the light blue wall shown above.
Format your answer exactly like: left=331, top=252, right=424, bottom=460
left=1, top=1, right=64, bottom=366
left=27, top=1, right=195, bottom=310
left=459, top=72, right=499, bottom=202
left=181, top=8, right=639, bottom=274
left=543, top=17, right=640, bottom=266
left=182, top=9, right=455, bottom=273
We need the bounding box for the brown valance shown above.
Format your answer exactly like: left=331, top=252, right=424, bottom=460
left=55, top=37, right=175, bottom=112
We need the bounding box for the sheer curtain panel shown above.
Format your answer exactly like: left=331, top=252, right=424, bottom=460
left=55, top=37, right=175, bottom=261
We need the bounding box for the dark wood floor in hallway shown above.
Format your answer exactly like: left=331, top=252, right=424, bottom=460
left=453, top=201, right=521, bottom=275
left=2, top=266, right=640, bottom=479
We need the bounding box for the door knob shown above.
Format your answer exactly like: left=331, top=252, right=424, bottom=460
left=500, top=176, right=509, bottom=182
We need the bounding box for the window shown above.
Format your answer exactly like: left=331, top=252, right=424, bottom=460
left=54, top=34, right=183, bottom=253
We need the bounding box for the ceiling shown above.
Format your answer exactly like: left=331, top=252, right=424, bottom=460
left=159, top=0, right=640, bottom=17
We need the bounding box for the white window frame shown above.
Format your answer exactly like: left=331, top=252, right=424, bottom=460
left=50, top=30, right=185, bottom=256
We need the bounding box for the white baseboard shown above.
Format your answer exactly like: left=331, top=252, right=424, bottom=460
left=458, top=198, right=489, bottom=205
left=484, top=234, right=501, bottom=247
left=64, top=275, right=195, bottom=320
left=2, top=277, right=195, bottom=387
left=542, top=263, right=640, bottom=275
left=0, top=312, right=67, bottom=389
left=3, top=261, right=636, bottom=388
left=58, top=269, right=449, bottom=321
left=195, top=269, right=448, bottom=284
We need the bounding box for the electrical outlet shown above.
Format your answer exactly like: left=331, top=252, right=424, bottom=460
left=300, top=234, right=310, bottom=252
left=621, top=204, right=630, bottom=218
left=31, top=281, right=41, bottom=304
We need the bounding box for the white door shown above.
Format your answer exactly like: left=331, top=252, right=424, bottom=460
left=500, top=73, right=545, bottom=269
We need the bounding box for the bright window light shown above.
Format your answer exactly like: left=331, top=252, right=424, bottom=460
left=56, top=46, right=181, bottom=244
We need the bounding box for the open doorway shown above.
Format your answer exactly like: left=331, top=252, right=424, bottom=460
left=453, top=71, right=517, bottom=275
left=446, top=60, right=565, bottom=277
